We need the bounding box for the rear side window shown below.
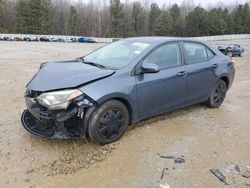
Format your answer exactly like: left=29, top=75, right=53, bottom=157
left=143, top=42, right=182, bottom=70
left=184, top=42, right=214, bottom=64
left=207, top=48, right=215, bottom=60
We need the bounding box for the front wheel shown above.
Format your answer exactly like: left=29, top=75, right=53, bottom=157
left=207, top=80, right=227, bottom=108
left=88, top=100, right=129, bottom=144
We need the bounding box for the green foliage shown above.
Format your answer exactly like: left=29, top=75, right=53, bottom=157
left=40, top=0, right=54, bottom=34
left=231, top=4, right=250, bottom=33
left=68, top=6, right=78, bottom=35
left=207, top=8, right=227, bottom=35
left=170, top=4, right=181, bottom=36
left=110, top=0, right=124, bottom=37
left=186, top=7, right=209, bottom=37
left=28, top=0, right=42, bottom=33
left=155, top=11, right=173, bottom=36
left=15, top=0, right=53, bottom=34
left=132, top=1, right=145, bottom=35
left=149, top=3, right=161, bottom=35
left=15, top=0, right=29, bottom=33
left=0, top=0, right=4, bottom=30
left=2, top=1, right=250, bottom=37
left=0, top=0, right=3, bottom=17
left=232, top=5, right=244, bottom=33
left=222, top=9, right=234, bottom=34
left=243, top=4, right=250, bottom=32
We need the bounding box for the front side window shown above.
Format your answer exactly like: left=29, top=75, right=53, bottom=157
left=184, top=42, right=214, bottom=64
left=143, top=43, right=182, bottom=69
left=84, top=40, right=151, bottom=69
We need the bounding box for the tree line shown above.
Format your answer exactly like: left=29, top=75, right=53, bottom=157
left=0, top=0, right=250, bottom=37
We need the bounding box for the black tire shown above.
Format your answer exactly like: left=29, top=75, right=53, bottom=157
left=207, top=80, right=227, bottom=108
left=88, top=100, right=129, bottom=144
left=239, top=53, right=241, bottom=57
left=226, top=51, right=233, bottom=58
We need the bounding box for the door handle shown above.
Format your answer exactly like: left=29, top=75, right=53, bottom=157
left=211, top=63, right=219, bottom=68
left=176, top=71, right=188, bottom=77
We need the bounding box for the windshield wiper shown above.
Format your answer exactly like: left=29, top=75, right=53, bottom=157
left=80, top=58, right=107, bottom=69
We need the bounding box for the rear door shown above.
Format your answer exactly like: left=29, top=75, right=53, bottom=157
left=182, top=41, right=218, bottom=104
left=136, top=42, right=188, bottom=119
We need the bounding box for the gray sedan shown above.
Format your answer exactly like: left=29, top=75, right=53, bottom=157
left=22, top=37, right=235, bottom=144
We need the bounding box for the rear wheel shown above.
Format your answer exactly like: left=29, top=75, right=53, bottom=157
left=226, top=51, right=233, bottom=58
left=207, top=80, right=227, bottom=108
left=88, top=100, right=129, bottom=144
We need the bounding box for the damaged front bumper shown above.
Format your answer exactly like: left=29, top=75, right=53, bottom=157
left=21, top=92, right=95, bottom=139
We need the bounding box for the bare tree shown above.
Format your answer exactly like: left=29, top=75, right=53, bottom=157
left=1, top=0, right=250, bottom=37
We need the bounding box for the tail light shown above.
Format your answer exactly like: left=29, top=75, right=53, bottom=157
left=228, top=60, right=235, bottom=66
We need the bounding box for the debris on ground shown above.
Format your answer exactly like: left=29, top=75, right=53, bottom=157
left=160, top=155, right=175, bottom=159
left=235, top=165, right=240, bottom=173
left=159, top=155, right=185, bottom=164
left=38, top=143, right=116, bottom=176
left=241, top=170, right=250, bottom=179
left=210, top=169, right=229, bottom=185
left=159, top=183, right=170, bottom=188
left=241, top=165, right=250, bottom=178
left=174, top=156, right=185, bottom=164
left=160, top=168, right=168, bottom=179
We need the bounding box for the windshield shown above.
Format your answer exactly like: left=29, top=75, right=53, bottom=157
left=84, top=40, right=151, bottom=69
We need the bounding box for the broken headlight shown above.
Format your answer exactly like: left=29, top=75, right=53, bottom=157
left=37, top=89, right=83, bottom=110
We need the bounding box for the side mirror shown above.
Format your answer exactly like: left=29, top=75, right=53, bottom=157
left=140, top=63, right=160, bottom=74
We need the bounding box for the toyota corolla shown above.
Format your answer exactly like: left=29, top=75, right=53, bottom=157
left=21, top=37, right=235, bottom=144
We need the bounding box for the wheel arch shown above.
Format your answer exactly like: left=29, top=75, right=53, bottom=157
left=112, top=97, right=133, bottom=124
left=220, top=76, right=229, bottom=89
left=95, top=94, right=135, bottom=124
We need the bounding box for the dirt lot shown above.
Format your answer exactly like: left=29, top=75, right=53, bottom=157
left=0, top=39, right=250, bottom=188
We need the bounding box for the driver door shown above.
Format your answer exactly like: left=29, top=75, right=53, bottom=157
left=135, top=42, right=188, bottom=119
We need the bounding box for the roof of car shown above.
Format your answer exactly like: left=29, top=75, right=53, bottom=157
left=124, top=37, right=182, bottom=43
left=123, top=36, right=202, bottom=44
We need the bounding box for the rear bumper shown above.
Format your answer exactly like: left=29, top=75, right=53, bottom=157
left=21, top=96, right=94, bottom=139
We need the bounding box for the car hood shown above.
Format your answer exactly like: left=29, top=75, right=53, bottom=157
left=27, top=59, right=115, bottom=91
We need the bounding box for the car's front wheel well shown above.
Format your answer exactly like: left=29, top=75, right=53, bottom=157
left=220, top=76, right=229, bottom=89
left=104, top=97, right=133, bottom=124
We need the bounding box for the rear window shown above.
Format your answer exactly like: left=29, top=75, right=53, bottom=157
left=207, top=48, right=215, bottom=60
left=184, top=42, right=215, bottom=64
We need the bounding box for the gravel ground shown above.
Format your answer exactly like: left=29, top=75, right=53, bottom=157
left=0, top=40, right=249, bottom=188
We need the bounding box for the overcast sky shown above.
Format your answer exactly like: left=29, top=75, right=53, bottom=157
left=118, top=0, right=250, bottom=7
left=73, top=0, right=250, bottom=8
